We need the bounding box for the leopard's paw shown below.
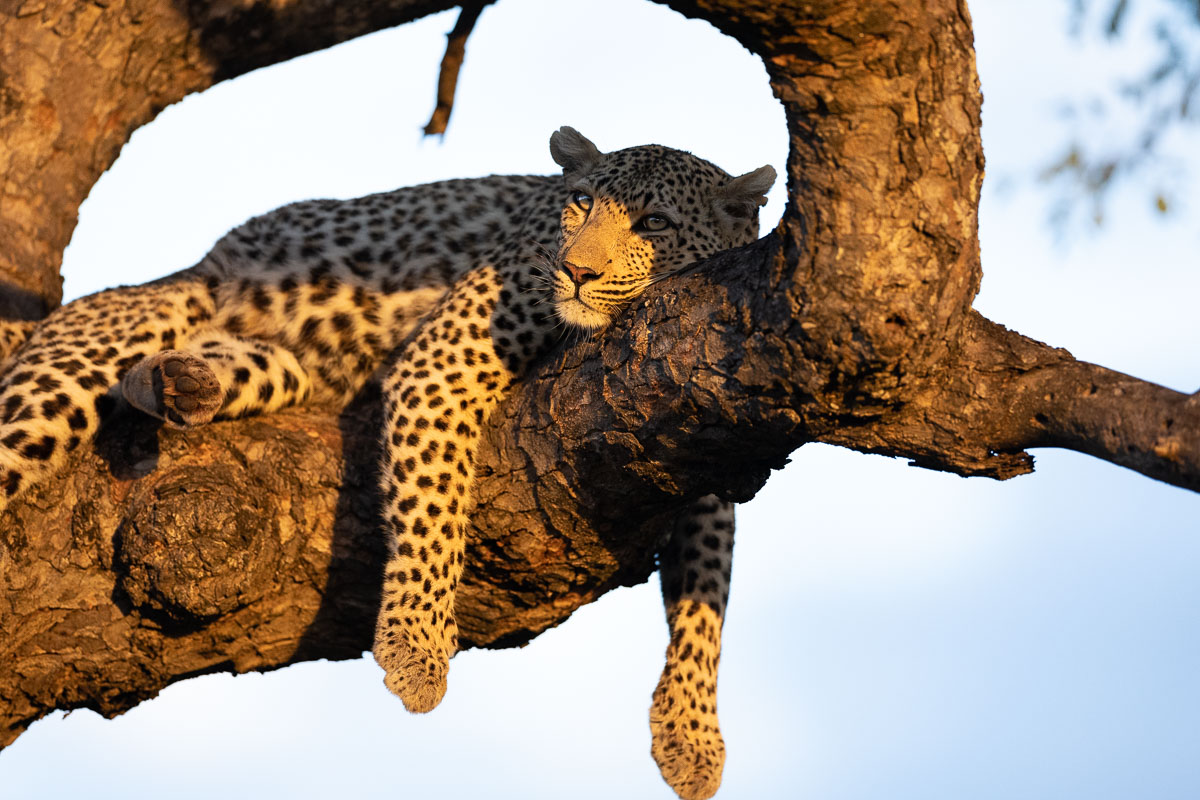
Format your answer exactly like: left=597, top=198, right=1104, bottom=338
left=122, top=350, right=222, bottom=428
left=650, top=676, right=726, bottom=800
left=373, top=623, right=450, bottom=714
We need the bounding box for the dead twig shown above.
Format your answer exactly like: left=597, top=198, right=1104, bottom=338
left=423, top=2, right=496, bottom=137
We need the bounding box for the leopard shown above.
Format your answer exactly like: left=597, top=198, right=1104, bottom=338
left=0, top=127, right=774, bottom=800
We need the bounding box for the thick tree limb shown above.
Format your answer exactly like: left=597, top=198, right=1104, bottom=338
left=1, top=0, right=1197, bottom=751
left=0, top=0, right=462, bottom=316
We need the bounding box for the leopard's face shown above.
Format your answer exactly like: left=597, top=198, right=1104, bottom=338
left=548, top=143, right=770, bottom=331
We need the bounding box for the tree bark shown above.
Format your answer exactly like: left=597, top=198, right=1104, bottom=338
left=0, top=0, right=461, bottom=317
left=2, top=0, right=1197, bottom=748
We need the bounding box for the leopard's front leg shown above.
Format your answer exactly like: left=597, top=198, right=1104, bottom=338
left=0, top=278, right=215, bottom=512
left=373, top=267, right=515, bottom=713
left=120, top=330, right=311, bottom=428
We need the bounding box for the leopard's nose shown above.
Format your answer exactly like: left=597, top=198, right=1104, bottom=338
left=561, top=261, right=599, bottom=286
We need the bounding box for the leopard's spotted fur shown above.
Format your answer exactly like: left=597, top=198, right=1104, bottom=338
left=0, top=127, right=774, bottom=800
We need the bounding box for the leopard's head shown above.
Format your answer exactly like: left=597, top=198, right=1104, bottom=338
left=548, top=126, right=775, bottom=331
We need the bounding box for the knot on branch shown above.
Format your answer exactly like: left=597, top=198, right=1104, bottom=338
left=115, top=465, right=283, bottom=622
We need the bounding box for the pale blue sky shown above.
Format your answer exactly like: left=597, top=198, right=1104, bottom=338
left=3, top=1, right=1198, bottom=798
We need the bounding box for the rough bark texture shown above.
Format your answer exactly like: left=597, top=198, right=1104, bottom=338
left=2, top=0, right=1198, bottom=749
left=0, top=0, right=458, bottom=318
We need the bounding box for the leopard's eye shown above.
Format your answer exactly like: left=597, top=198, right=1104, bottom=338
left=637, top=214, right=672, bottom=232
left=571, top=191, right=593, bottom=212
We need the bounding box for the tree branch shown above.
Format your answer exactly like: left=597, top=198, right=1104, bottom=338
left=422, top=2, right=494, bottom=136
left=0, top=0, right=461, bottom=315
left=7, top=233, right=1197, bottom=747
left=961, top=315, right=1200, bottom=491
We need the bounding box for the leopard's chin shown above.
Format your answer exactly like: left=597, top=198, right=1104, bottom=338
left=553, top=297, right=611, bottom=331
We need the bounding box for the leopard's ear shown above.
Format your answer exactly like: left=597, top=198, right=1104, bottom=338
left=550, top=126, right=603, bottom=183
left=714, top=165, right=776, bottom=234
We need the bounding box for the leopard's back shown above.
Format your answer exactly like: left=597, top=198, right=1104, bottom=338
left=196, top=173, right=565, bottom=401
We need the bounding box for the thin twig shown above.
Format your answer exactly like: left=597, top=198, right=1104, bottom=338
left=423, top=2, right=495, bottom=137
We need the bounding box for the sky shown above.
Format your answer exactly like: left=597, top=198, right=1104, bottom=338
left=3, top=1, right=1199, bottom=798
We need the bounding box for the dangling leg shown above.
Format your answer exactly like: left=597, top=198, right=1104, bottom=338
left=372, top=381, right=481, bottom=714
left=372, top=267, right=515, bottom=714
left=120, top=328, right=311, bottom=428
left=651, top=494, right=734, bottom=800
